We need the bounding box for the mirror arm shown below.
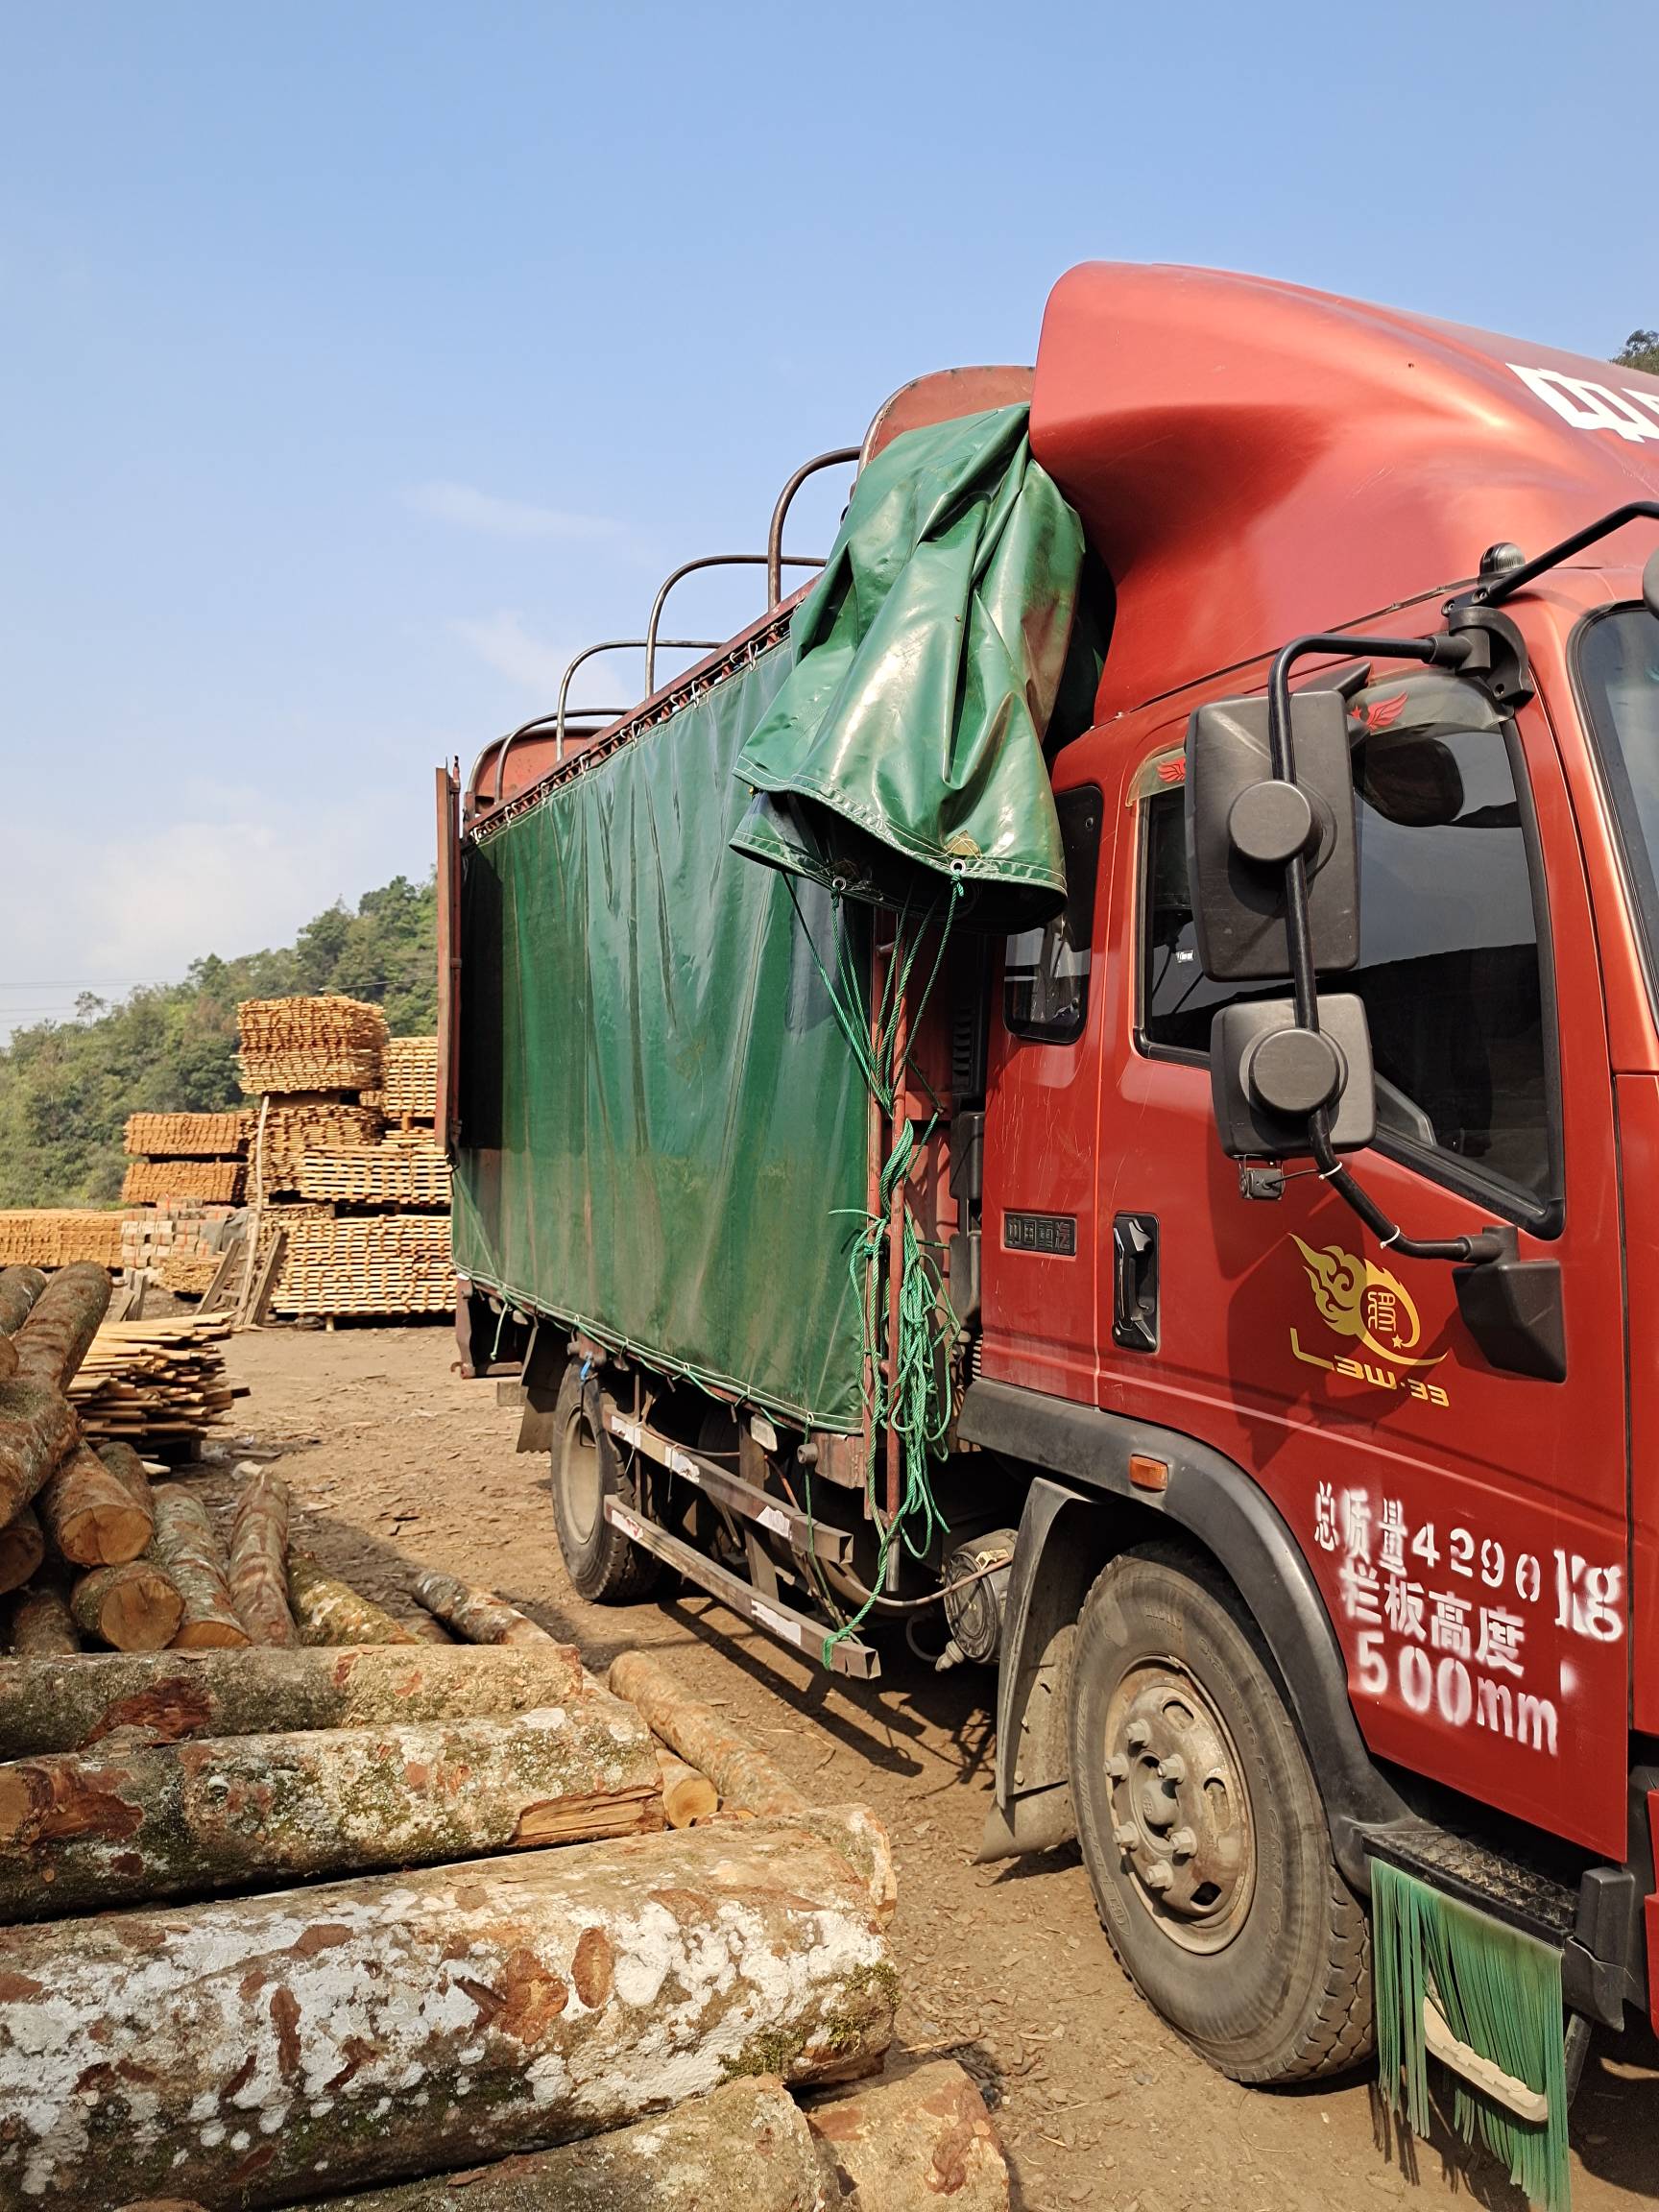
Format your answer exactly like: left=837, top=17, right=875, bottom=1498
left=1265, top=630, right=1503, bottom=1269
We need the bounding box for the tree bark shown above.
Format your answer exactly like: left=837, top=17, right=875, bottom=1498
left=609, top=1648, right=808, bottom=1816
left=0, top=1818, right=895, bottom=2210
left=228, top=1469, right=298, bottom=1646
left=0, top=1697, right=663, bottom=1919
left=7, top=1583, right=78, bottom=1657
left=0, top=1504, right=43, bottom=1596
left=656, top=1743, right=718, bottom=1828
left=299, top=2078, right=823, bottom=2212
left=37, top=1439, right=155, bottom=1567
left=0, top=1379, right=80, bottom=1524
left=410, top=1570, right=553, bottom=1647
left=11, top=1261, right=111, bottom=1389
left=0, top=1266, right=47, bottom=1338
left=149, top=1485, right=249, bottom=1647
left=0, top=1640, right=585, bottom=1756
left=288, top=1550, right=419, bottom=1646
left=0, top=1336, right=14, bottom=1382
left=69, top=1561, right=185, bottom=1650
left=805, top=2060, right=1009, bottom=2212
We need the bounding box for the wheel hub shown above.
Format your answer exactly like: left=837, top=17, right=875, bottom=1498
left=561, top=1411, right=604, bottom=1543
left=1101, top=1658, right=1255, bottom=1953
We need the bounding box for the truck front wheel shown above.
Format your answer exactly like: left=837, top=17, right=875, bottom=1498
left=551, top=1382, right=662, bottom=1605
left=1070, top=1545, right=1372, bottom=2084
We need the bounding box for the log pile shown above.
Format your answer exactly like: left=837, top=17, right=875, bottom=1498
left=273, top=1213, right=455, bottom=1318
left=121, top=1158, right=246, bottom=1205
left=0, top=1539, right=985, bottom=2212
left=238, top=995, right=389, bottom=1096
left=0, top=1210, right=125, bottom=1269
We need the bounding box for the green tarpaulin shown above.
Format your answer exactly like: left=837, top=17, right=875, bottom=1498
left=731, top=403, right=1087, bottom=926
left=452, top=642, right=870, bottom=1431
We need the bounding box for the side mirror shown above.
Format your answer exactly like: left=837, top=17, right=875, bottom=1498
left=1645, top=545, right=1659, bottom=620
left=1210, top=994, right=1377, bottom=1160
left=1185, top=690, right=1358, bottom=979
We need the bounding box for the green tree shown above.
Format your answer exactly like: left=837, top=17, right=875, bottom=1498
left=1616, top=330, right=1659, bottom=376
left=0, top=872, right=438, bottom=1206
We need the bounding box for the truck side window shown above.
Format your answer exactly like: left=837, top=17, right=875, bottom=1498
left=1004, top=786, right=1103, bottom=1044
left=1139, top=720, right=1556, bottom=1210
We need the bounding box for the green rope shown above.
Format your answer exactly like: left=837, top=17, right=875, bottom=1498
left=785, top=876, right=965, bottom=1665
left=1373, top=1860, right=1571, bottom=2212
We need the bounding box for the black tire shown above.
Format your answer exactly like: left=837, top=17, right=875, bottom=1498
left=1069, top=1543, right=1372, bottom=2085
left=550, top=1376, right=662, bottom=1605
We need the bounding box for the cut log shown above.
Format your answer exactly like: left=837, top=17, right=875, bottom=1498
left=0, top=1504, right=43, bottom=1596
left=0, top=1696, right=662, bottom=1918
left=405, top=1608, right=453, bottom=1642
left=12, top=1261, right=111, bottom=1389
left=288, top=1550, right=419, bottom=1645
left=657, top=1742, right=718, bottom=1827
left=69, top=1561, right=184, bottom=1651
left=0, top=1336, right=13, bottom=1382
left=0, top=1818, right=896, bottom=2209
left=0, top=1380, right=81, bottom=1524
left=805, top=2060, right=1010, bottom=2212
left=610, top=1647, right=809, bottom=1815
left=149, top=1485, right=248, bottom=1647
left=37, top=1439, right=155, bottom=1567
left=301, top=2078, right=823, bottom=2212
left=8, top=1583, right=78, bottom=1657
left=227, top=1468, right=298, bottom=1646
left=0, top=1266, right=47, bottom=1337
left=410, top=1567, right=553, bottom=1646
left=0, top=1641, right=585, bottom=1756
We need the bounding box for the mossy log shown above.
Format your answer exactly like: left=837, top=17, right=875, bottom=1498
left=805, top=2059, right=1010, bottom=2211
left=8, top=1583, right=78, bottom=1657
left=301, top=2078, right=822, bottom=2212
left=228, top=1469, right=298, bottom=1646
left=0, top=1380, right=80, bottom=1524
left=657, top=1742, right=718, bottom=1827
left=150, top=1485, right=249, bottom=1648
left=69, top=1560, right=185, bottom=1651
left=0, top=1266, right=47, bottom=1338
left=0, top=1695, right=662, bottom=1919
left=0, top=1818, right=896, bottom=2209
left=11, top=1262, right=111, bottom=1390
left=289, top=1550, right=419, bottom=1646
left=38, top=1439, right=155, bottom=1568
left=0, top=1640, right=585, bottom=1756
left=609, top=1647, right=808, bottom=1816
left=410, top=1569, right=553, bottom=1647
left=0, top=1504, right=43, bottom=1596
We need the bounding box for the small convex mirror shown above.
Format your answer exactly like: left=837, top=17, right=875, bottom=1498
left=1184, top=690, right=1359, bottom=980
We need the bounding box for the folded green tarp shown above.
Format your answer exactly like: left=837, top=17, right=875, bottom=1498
left=731, top=403, right=1088, bottom=926
left=452, top=642, right=869, bottom=1431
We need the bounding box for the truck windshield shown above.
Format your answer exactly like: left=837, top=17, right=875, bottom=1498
left=1577, top=605, right=1659, bottom=999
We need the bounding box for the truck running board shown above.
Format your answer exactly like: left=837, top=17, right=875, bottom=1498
left=603, top=1496, right=881, bottom=1680
left=605, top=1409, right=854, bottom=1568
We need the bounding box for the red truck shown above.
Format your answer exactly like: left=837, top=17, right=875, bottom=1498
left=444, top=263, right=1659, bottom=2161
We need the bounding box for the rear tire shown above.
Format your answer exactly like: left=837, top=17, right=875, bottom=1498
left=550, top=1376, right=662, bottom=1605
left=1069, top=1543, right=1372, bottom=2084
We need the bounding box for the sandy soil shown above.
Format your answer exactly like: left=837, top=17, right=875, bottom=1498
left=214, top=1324, right=1659, bottom=2212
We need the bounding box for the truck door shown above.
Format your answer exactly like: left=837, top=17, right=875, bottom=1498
left=1091, top=679, right=1631, bottom=1857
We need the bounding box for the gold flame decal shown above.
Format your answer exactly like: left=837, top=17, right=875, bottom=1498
left=1289, top=1236, right=1445, bottom=1368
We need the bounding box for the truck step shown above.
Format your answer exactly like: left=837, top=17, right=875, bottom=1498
left=603, top=1496, right=881, bottom=1680
left=1365, top=1820, right=1578, bottom=1947
left=606, top=1407, right=854, bottom=1568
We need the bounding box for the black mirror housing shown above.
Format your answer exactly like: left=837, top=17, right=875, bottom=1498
left=1186, top=690, right=1358, bottom=979
left=1209, top=994, right=1377, bottom=1160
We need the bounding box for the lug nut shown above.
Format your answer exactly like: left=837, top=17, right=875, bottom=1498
left=1169, top=1826, right=1198, bottom=1862
left=1105, top=1755, right=1129, bottom=1781
left=1113, top=1823, right=1140, bottom=1852
left=1157, top=1754, right=1187, bottom=1784
left=1143, top=1860, right=1175, bottom=1892
left=1125, top=1721, right=1151, bottom=1752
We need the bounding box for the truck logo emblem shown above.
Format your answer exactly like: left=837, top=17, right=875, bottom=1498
left=1290, top=1236, right=1445, bottom=1370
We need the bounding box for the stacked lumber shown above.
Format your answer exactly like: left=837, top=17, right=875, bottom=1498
left=297, top=1135, right=451, bottom=1208
left=123, top=1111, right=248, bottom=1159
left=120, top=1157, right=245, bottom=1205
left=0, top=1566, right=976, bottom=2212
left=273, top=1213, right=455, bottom=1318
left=254, top=1098, right=382, bottom=1191
left=381, top=1032, right=440, bottom=1121
left=157, top=1252, right=224, bottom=1295
left=237, top=994, right=388, bottom=1095
left=66, top=1312, right=236, bottom=1449
left=0, top=1211, right=124, bottom=1270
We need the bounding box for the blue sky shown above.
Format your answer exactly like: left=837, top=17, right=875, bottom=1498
left=2, top=2, right=1654, bottom=1032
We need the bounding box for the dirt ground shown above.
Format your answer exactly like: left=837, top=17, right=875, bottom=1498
left=213, top=1324, right=1659, bottom=2212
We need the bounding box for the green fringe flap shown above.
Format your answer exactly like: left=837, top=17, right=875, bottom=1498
left=1372, top=1859, right=1571, bottom=2212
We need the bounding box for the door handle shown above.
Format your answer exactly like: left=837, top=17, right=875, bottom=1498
left=1113, top=1213, right=1160, bottom=1353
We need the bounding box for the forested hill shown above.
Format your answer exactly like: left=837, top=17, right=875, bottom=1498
left=0, top=874, right=438, bottom=1208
